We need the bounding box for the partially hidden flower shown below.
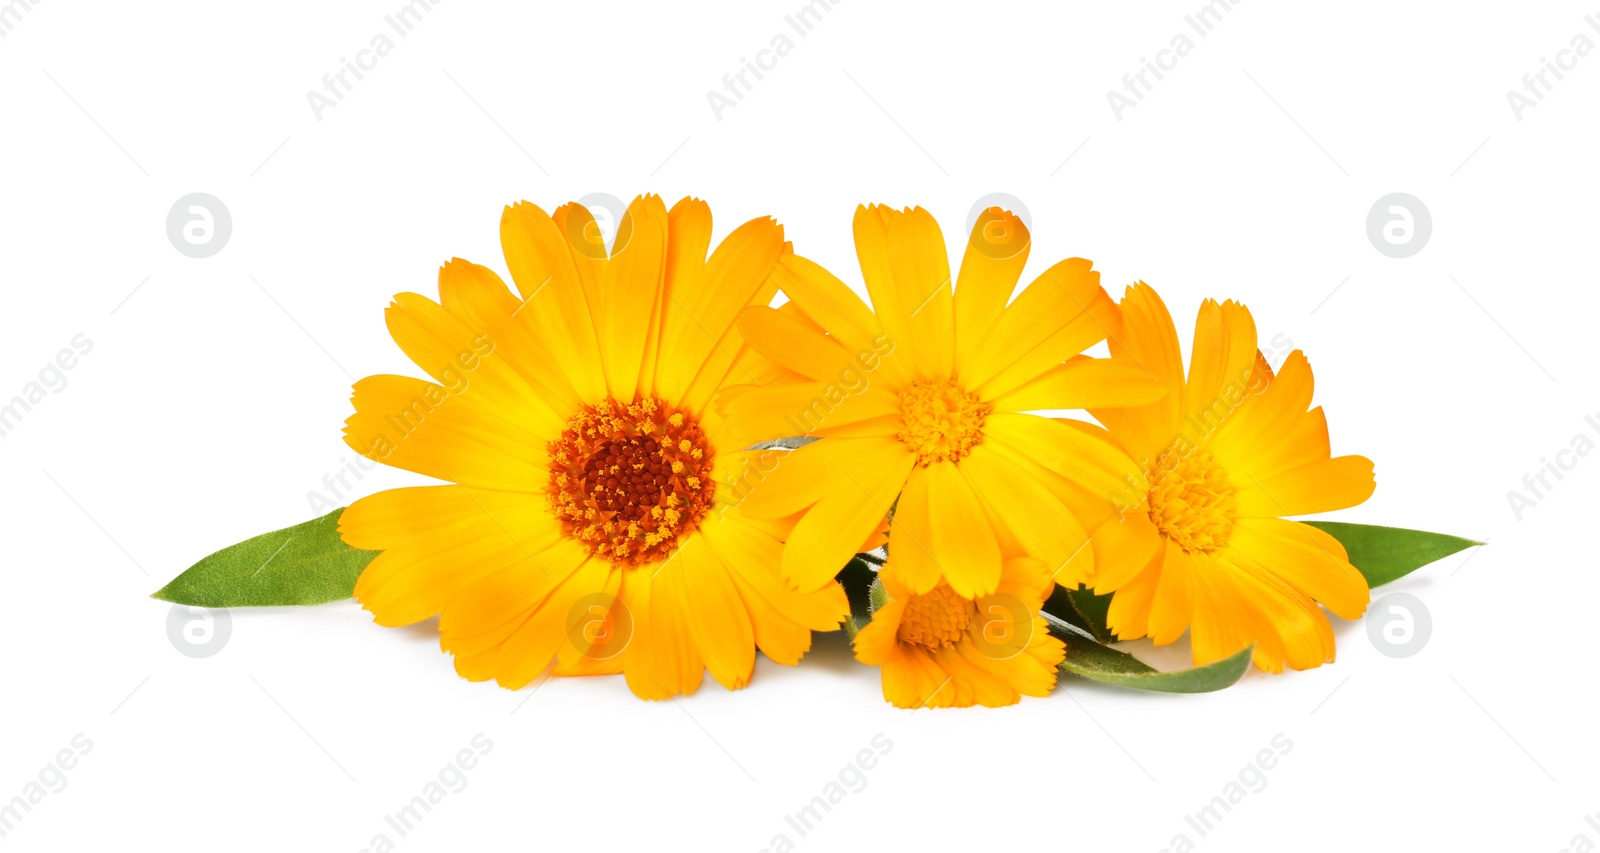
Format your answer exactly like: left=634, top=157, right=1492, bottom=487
left=721, top=204, right=1165, bottom=603
left=1089, top=283, right=1375, bottom=672
left=339, top=195, right=848, bottom=699
left=853, top=558, right=1065, bottom=709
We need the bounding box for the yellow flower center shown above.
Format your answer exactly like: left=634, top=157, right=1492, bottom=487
left=546, top=397, right=716, bottom=567
left=1146, top=448, right=1237, bottom=553
left=896, top=582, right=976, bottom=649
left=896, top=380, right=990, bottom=466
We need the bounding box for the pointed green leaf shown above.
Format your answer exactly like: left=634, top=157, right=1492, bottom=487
left=1046, top=584, right=1116, bottom=644
left=153, top=509, right=377, bottom=607
left=1302, top=521, right=1482, bottom=588
left=1049, top=619, right=1252, bottom=693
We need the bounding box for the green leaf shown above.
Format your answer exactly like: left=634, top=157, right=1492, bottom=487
left=1045, top=584, right=1116, bottom=644
left=837, top=555, right=879, bottom=638
left=1302, top=521, right=1482, bottom=588
left=1048, top=618, right=1252, bottom=694
left=152, top=509, right=377, bottom=607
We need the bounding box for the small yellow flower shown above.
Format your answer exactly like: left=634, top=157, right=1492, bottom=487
left=1089, top=283, right=1375, bottom=673
left=854, top=558, right=1065, bottom=709
left=339, top=195, right=848, bottom=699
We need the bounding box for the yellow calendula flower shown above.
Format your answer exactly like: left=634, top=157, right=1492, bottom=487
left=1089, top=283, right=1375, bottom=673
left=721, top=204, right=1164, bottom=601
left=339, top=195, right=848, bottom=700
left=854, top=558, right=1066, bottom=709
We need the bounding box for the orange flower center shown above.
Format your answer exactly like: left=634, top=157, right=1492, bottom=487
left=547, top=397, right=716, bottom=567
left=896, top=582, right=976, bottom=649
left=896, top=380, right=990, bottom=466
left=1146, top=448, right=1237, bottom=553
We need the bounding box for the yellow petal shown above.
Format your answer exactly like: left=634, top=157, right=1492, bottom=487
left=622, top=555, right=705, bottom=699
left=599, top=194, right=669, bottom=400
left=499, top=201, right=608, bottom=403
left=1216, top=551, right=1336, bottom=671
left=550, top=202, right=607, bottom=303
left=1233, top=455, right=1376, bottom=517
left=995, top=555, right=1057, bottom=605
left=1186, top=551, right=1264, bottom=668
left=953, top=206, right=1030, bottom=368
left=881, top=467, right=941, bottom=594
left=875, top=644, right=955, bottom=709
left=735, top=305, right=867, bottom=383
left=352, top=494, right=564, bottom=626
left=961, top=257, right=1112, bottom=394
left=436, top=538, right=591, bottom=645
left=555, top=563, right=625, bottom=668
left=384, top=291, right=557, bottom=423
left=715, top=379, right=900, bottom=449
left=917, top=462, right=1002, bottom=598
left=1146, top=539, right=1194, bottom=645
left=679, top=315, right=773, bottom=416
left=1225, top=518, right=1370, bottom=620
left=618, top=569, right=666, bottom=699
left=1105, top=551, right=1163, bottom=641
left=342, top=374, right=547, bottom=491
left=492, top=556, right=612, bottom=690
left=678, top=533, right=756, bottom=690
left=1080, top=506, right=1164, bottom=595
left=767, top=254, right=910, bottom=387
left=731, top=436, right=896, bottom=520
left=959, top=445, right=1091, bottom=586
left=435, top=258, right=577, bottom=429
left=853, top=205, right=953, bottom=381
left=990, top=355, right=1167, bottom=414
left=935, top=642, right=1018, bottom=707
left=339, top=484, right=547, bottom=551
left=851, top=598, right=907, bottom=665
left=665, top=215, right=789, bottom=410
left=983, top=413, right=1143, bottom=504
left=1090, top=282, right=1187, bottom=468
left=957, top=617, right=1061, bottom=699
left=1183, top=298, right=1262, bottom=433
left=700, top=512, right=849, bottom=631
left=782, top=440, right=916, bottom=591
left=1206, top=350, right=1328, bottom=478
left=723, top=569, right=815, bottom=666
left=646, top=198, right=715, bottom=400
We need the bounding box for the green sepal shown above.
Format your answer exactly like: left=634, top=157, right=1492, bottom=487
left=868, top=577, right=890, bottom=614
left=1045, top=583, right=1116, bottom=644
left=837, top=555, right=880, bottom=638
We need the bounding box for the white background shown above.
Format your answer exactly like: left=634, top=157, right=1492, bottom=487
left=2, top=1, right=1596, bottom=850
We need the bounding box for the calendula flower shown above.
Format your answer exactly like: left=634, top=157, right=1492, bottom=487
left=853, top=559, right=1065, bottom=708
left=339, top=195, right=848, bottom=699
left=720, top=204, right=1163, bottom=600
left=1089, top=283, right=1375, bottom=672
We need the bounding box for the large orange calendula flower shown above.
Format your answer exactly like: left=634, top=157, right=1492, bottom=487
left=339, top=195, right=848, bottom=699
left=720, top=204, right=1164, bottom=601
left=1088, top=283, right=1375, bottom=672
left=854, top=558, right=1066, bottom=709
